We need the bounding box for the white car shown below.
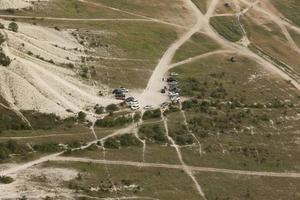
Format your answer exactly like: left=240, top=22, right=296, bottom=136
left=168, top=91, right=179, bottom=97
left=171, top=96, right=180, bottom=102
left=144, top=105, right=153, bottom=110
left=120, top=87, right=129, bottom=93
left=131, top=105, right=140, bottom=110
left=129, top=100, right=139, bottom=106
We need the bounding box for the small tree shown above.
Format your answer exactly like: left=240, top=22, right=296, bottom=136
left=8, top=22, right=18, bottom=32
left=106, top=104, right=119, bottom=113
left=0, top=175, right=14, bottom=184
left=0, top=33, right=6, bottom=45
left=133, top=112, right=141, bottom=122
left=95, top=106, right=104, bottom=114
left=77, top=111, right=86, bottom=121
left=0, top=23, right=5, bottom=29
left=0, top=52, right=11, bottom=67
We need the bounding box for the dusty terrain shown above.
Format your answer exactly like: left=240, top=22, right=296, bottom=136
left=0, top=0, right=300, bottom=199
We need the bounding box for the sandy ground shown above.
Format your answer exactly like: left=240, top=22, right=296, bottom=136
left=1, top=166, right=77, bottom=199
left=0, top=20, right=118, bottom=118
left=0, top=0, right=48, bottom=10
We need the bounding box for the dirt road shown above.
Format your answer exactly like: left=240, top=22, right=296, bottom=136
left=51, top=156, right=300, bottom=178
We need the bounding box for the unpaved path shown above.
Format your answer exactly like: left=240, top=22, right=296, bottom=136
left=0, top=133, right=86, bottom=140
left=0, top=15, right=184, bottom=29
left=162, top=112, right=207, bottom=199
left=138, top=0, right=217, bottom=107
left=78, top=0, right=185, bottom=29
left=51, top=156, right=300, bottom=178
left=0, top=152, right=63, bottom=176
left=169, top=49, right=233, bottom=68
left=239, top=0, right=300, bottom=35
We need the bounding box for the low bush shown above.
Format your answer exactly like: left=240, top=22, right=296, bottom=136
left=95, top=115, right=132, bottom=128
left=139, top=124, right=167, bottom=143
left=8, top=22, right=18, bottom=32
left=0, top=140, right=30, bottom=161
left=142, top=109, right=161, bottom=120
left=104, top=133, right=141, bottom=149
left=0, top=176, right=14, bottom=184
left=106, top=104, right=119, bottom=113
left=0, top=52, right=11, bottom=66
left=33, top=142, right=62, bottom=153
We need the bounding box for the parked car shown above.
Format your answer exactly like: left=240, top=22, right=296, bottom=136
left=168, top=81, right=178, bottom=86
left=120, top=87, right=129, bottom=93
left=161, top=88, right=166, bottom=93
left=168, top=91, right=179, bottom=97
left=112, top=88, right=122, bottom=94
left=167, top=77, right=176, bottom=82
left=129, top=100, right=139, bottom=106
left=131, top=105, right=140, bottom=110
left=161, top=102, right=169, bottom=108
left=125, top=97, right=134, bottom=102
left=144, top=105, right=153, bottom=110
left=169, top=87, right=181, bottom=93
left=115, top=93, right=125, bottom=100
left=171, top=96, right=180, bottom=102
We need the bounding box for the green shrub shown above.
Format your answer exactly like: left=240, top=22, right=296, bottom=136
left=0, top=140, right=31, bottom=161
left=0, top=23, right=5, bottom=29
left=104, top=134, right=141, bottom=149
left=33, top=142, right=61, bottom=153
left=175, top=135, right=194, bottom=145
left=8, top=22, right=18, bottom=32
left=95, top=115, right=132, bottom=128
left=133, top=112, right=141, bottom=122
left=104, top=137, right=119, bottom=149
left=139, top=124, right=167, bottom=143
left=0, top=176, right=14, bottom=184
left=106, top=104, right=119, bottom=113
left=0, top=52, right=11, bottom=66
left=94, top=105, right=104, bottom=114
left=142, top=109, right=161, bottom=120
left=0, top=33, right=6, bottom=45
left=119, top=134, right=141, bottom=147
left=77, top=111, right=86, bottom=121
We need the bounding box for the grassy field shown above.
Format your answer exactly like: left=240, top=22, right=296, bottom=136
left=91, top=59, right=155, bottom=89
left=196, top=172, right=300, bottom=200
left=288, top=28, right=300, bottom=49
left=192, top=0, right=208, bottom=14
left=272, top=0, right=300, bottom=27
left=89, top=0, right=194, bottom=26
left=214, top=1, right=236, bottom=15
left=210, top=16, right=243, bottom=42
left=173, top=33, right=221, bottom=63
left=243, top=15, right=300, bottom=74
left=0, top=125, right=93, bottom=144
left=170, top=53, right=300, bottom=172
left=41, top=161, right=203, bottom=200
left=11, top=19, right=178, bottom=89
left=3, top=0, right=134, bottom=19
left=171, top=53, right=300, bottom=103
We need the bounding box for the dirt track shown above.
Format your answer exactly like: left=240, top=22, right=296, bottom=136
left=1, top=0, right=300, bottom=198
left=51, top=156, right=300, bottom=178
